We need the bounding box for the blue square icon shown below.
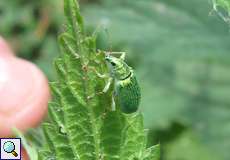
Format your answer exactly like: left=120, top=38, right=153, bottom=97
left=0, top=138, right=21, bottom=160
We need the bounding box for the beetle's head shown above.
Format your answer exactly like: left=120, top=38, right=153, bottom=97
left=105, top=54, right=131, bottom=80
left=105, top=55, right=122, bottom=68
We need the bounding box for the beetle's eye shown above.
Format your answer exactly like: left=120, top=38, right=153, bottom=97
left=111, top=62, right=116, bottom=66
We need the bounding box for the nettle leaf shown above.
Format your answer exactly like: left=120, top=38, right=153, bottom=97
left=213, top=0, right=230, bottom=13
left=143, top=145, right=160, bottom=160
left=213, top=0, right=230, bottom=23
left=37, top=0, right=159, bottom=159
left=14, top=129, right=39, bottom=160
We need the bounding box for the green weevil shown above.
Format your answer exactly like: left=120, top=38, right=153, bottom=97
left=101, top=52, right=141, bottom=113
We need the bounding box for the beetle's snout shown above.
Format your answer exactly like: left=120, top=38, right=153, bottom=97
left=105, top=55, right=111, bottom=61
left=105, top=56, right=109, bottom=61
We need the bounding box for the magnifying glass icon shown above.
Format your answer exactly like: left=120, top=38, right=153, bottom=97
left=3, top=141, right=18, bottom=157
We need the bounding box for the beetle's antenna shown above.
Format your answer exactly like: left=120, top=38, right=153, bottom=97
left=92, top=24, right=102, bottom=38
left=104, top=28, right=113, bottom=56
left=104, top=28, right=125, bottom=59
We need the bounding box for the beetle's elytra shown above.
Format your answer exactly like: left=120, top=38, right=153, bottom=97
left=116, top=72, right=141, bottom=113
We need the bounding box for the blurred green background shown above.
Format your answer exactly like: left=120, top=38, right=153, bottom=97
left=1, top=0, right=230, bottom=160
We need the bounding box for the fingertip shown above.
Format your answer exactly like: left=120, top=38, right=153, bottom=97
left=22, top=147, right=29, bottom=160
left=0, top=36, right=14, bottom=57
left=0, top=57, right=50, bottom=137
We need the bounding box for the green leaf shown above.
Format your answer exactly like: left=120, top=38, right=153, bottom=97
left=14, top=128, right=39, bottom=160
left=42, top=123, right=77, bottom=159
left=36, top=0, right=159, bottom=159
left=120, top=114, right=146, bottom=160
left=164, top=131, right=219, bottom=160
left=213, top=0, right=230, bottom=13
left=64, top=0, right=84, bottom=45
left=213, top=0, right=230, bottom=23
left=0, top=0, right=63, bottom=78
left=143, top=145, right=160, bottom=160
left=100, top=112, right=147, bottom=160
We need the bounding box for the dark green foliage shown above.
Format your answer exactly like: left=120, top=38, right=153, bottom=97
left=0, top=0, right=63, bottom=79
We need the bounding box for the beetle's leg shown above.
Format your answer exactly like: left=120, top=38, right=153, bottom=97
left=111, top=95, right=116, bottom=111
left=119, top=52, right=126, bottom=61
left=102, top=77, right=113, bottom=93
left=95, top=71, right=107, bottom=79
left=86, top=66, right=110, bottom=100
left=87, top=66, right=108, bottom=78
left=106, top=52, right=126, bottom=60
left=87, top=76, right=113, bottom=100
